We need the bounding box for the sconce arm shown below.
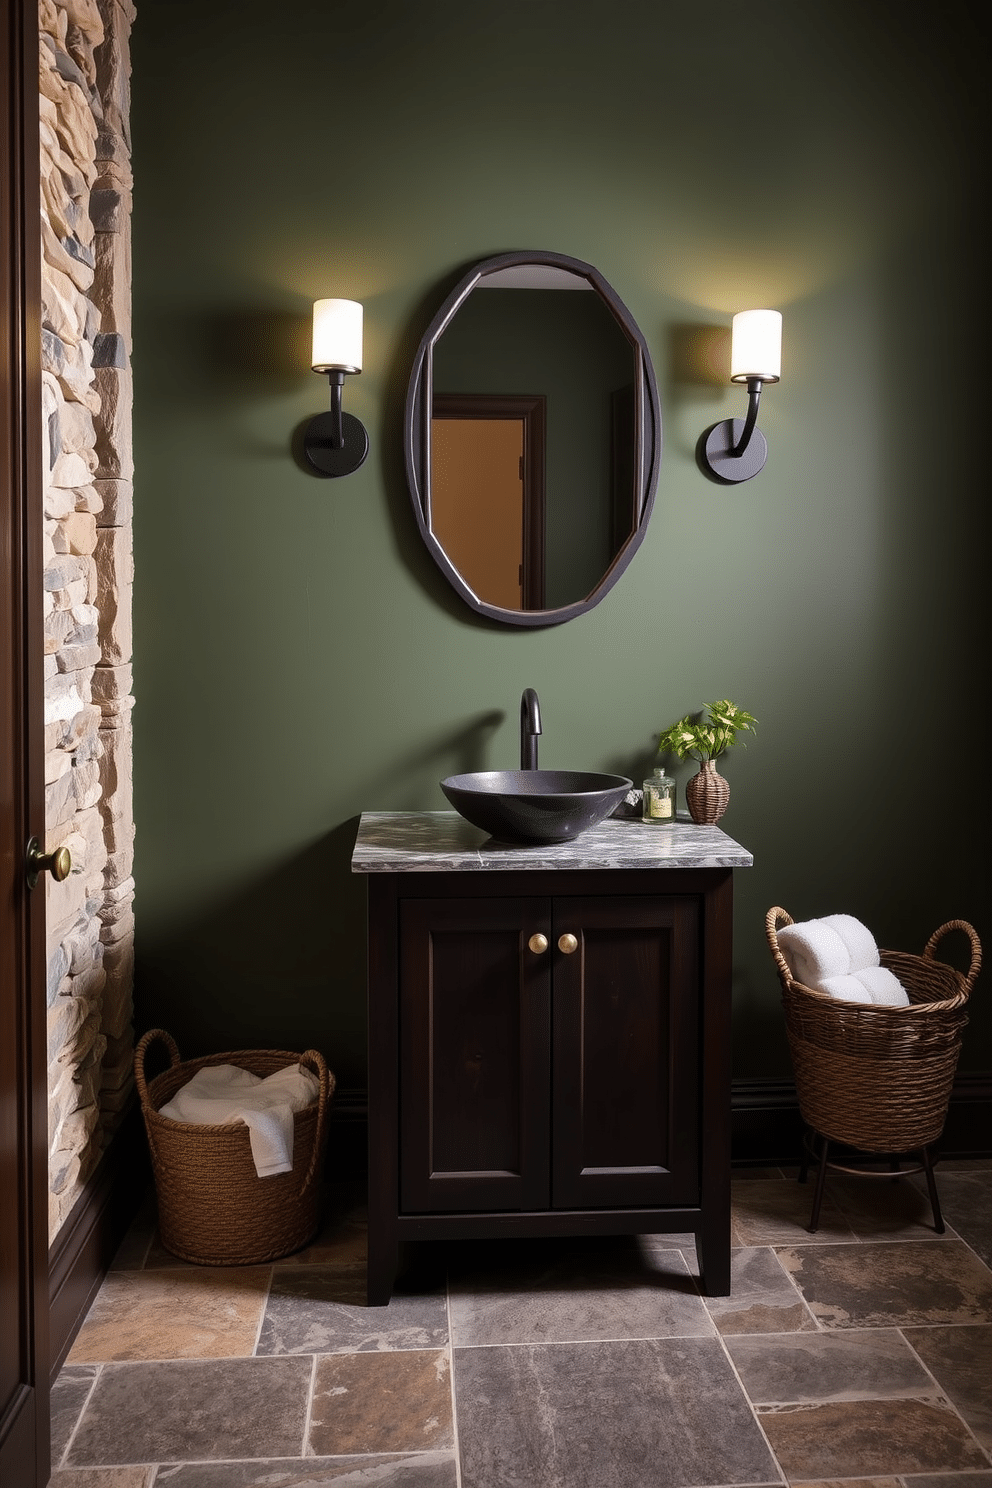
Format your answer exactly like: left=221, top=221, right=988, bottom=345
left=326, top=370, right=345, bottom=449
left=734, top=377, right=764, bottom=457
left=304, top=368, right=369, bottom=477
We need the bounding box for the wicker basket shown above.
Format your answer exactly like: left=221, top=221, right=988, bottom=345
left=766, top=909, right=981, bottom=1154
left=135, top=1029, right=334, bottom=1265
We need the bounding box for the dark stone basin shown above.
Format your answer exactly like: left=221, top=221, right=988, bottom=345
left=440, top=769, right=632, bottom=845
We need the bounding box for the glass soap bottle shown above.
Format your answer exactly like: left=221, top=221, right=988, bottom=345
left=642, top=766, right=676, bottom=823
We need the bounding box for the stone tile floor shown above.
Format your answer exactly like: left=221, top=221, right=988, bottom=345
left=50, top=1160, right=992, bottom=1487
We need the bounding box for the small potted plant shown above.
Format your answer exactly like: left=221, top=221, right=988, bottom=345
left=657, top=699, right=758, bottom=824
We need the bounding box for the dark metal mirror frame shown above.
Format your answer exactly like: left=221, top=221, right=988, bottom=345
left=405, top=250, right=663, bottom=628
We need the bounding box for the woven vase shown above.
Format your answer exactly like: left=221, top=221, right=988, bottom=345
left=685, top=758, right=730, bottom=824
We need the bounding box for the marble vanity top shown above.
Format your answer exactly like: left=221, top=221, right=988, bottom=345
left=351, top=811, right=753, bottom=873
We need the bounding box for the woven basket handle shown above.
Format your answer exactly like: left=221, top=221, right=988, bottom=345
left=297, top=1049, right=334, bottom=1197
left=923, top=920, right=982, bottom=991
left=765, top=906, right=796, bottom=987
left=134, top=1028, right=181, bottom=1112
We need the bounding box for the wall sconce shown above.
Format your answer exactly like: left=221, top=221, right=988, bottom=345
left=304, top=298, right=369, bottom=477
left=697, top=309, right=782, bottom=484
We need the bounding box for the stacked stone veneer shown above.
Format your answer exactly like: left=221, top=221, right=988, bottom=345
left=40, top=0, right=136, bottom=1241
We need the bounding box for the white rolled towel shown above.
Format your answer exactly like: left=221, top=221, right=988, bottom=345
left=159, top=1062, right=319, bottom=1177
left=821, top=914, right=880, bottom=972
left=857, top=966, right=910, bottom=1006
left=818, top=973, right=875, bottom=1004
left=818, top=967, right=909, bottom=1007
left=776, top=920, right=850, bottom=987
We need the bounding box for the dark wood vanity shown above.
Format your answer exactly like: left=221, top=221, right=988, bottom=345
left=352, top=811, right=752, bottom=1304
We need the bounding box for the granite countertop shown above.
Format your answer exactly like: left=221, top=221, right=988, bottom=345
left=351, top=810, right=753, bottom=873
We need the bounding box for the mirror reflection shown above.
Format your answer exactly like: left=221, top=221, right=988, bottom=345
left=405, top=253, right=661, bottom=627
left=431, top=270, right=636, bottom=611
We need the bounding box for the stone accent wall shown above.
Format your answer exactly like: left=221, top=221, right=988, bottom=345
left=40, top=0, right=136, bottom=1241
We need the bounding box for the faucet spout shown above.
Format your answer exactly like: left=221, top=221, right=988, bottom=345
left=520, top=688, right=542, bottom=771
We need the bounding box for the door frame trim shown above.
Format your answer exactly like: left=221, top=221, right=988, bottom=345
left=1, top=1, right=51, bottom=1482
left=432, top=393, right=547, bottom=609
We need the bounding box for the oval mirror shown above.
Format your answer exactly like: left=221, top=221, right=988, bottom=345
left=405, top=250, right=662, bottom=627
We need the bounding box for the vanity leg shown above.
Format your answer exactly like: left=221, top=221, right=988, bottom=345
left=695, top=1215, right=731, bottom=1297
left=366, top=1224, right=398, bottom=1307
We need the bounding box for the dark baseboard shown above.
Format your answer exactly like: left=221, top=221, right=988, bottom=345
left=47, top=1075, right=990, bottom=1375
left=48, top=1100, right=149, bottom=1380
left=329, top=1077, right=992, bottom=1179
left=730, top=1072, right=992, bottom=1168
left=325, top=1086, right=370, bottom=1178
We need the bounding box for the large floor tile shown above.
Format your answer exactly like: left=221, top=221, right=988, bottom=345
left=636, top=1230, right=702, bottom=1274
left=66, top=1357, right=312, bottom=1465
left=272, top=1180, right=369, bottom=1271
left=150, top=1456, right=458, bottom=1486
left=273, top=1214, right=368, bottom=1272
left=725, top=1327, right=935, bottom=1403
left=923, top=1171, right=992, bottom=1267
left=308, top=1350, right=454, bottom=1456
left=732, top=1178, right=856, bottom=1245
left=704, top=1247, right=817, bottom=1335
left=785, top=1470, right=898, bottom=1482
left=757, top=1398, right=988, bottom=1479
left=785, top=1476, right=900, bottom=1488
left=826, top=1171, right=953, bottom=1240
left=454, top=1337, right=780, bottom=1488
left=776, top=1239, right=992, bottom=1326
left=257, top=1266, right=448, bottom=1353
left=51, top=1472, right=152, bottom=1488
left=904, top=1323, right=992, bottom=1451
left=51, top=1364, right=98, bottom=1467
left=448, top=1235, right=711, bottom=1346
left=66, top=1266, right=271, bottom=1362
left=903, top=1475, right=992, bottom=1487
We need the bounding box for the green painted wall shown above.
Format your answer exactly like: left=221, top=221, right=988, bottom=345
left=130, top=0, right=988, bottom=1087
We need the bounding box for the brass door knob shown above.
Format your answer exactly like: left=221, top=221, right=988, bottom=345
left=25, top=836, right=71, bottom=891
left=558, top=933, right=578, bottom=955
left=528, top=933, right=549, bottom=954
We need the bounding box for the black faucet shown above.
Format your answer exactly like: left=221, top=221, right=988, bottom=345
left=520, top=688, right=542, bottom=771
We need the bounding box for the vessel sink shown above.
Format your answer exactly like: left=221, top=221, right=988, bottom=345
left=440, top=769, right=632, bottom=845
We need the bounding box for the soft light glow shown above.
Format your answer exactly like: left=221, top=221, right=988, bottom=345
left=730, top=309, right=782, bottom=383
left=312, top=298, right=363, bottom=373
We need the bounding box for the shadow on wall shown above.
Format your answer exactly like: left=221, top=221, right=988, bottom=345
left=133, top=710, right=507, bottom=1084
left=134, top=820, right=368, bottom=1079
left=350, top=708, right=508, bottom=814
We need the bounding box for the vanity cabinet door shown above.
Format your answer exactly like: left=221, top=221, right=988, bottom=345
left=551, top=895, right=701, bottom=1209
left=398, top=890, right=702, bottom=1217
left=399, top=897, right=552, bottom=1213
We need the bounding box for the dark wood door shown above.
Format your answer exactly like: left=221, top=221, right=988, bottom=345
left=1, top=4, right=51, bottom=1484
left=551, top=896, right=700, bottom=1209
left=399, top=898, right=552, bottom=1212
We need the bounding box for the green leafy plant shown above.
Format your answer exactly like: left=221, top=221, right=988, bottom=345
left=657, top=699, right=758, bottom=763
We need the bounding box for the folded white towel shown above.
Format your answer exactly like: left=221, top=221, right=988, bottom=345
left=778, top=914, right=908, bottom=1008
left=856, top=966, right=910, bottom=1007
left=159, top=1062, right=319, bottom=1178
left=821, top=914, right=880, bottom=972
left=817, top=967, right=909, bottom=1007
left=818, top=973, right=875, bottom=1004
left=777, top=920, right=850, bottom=987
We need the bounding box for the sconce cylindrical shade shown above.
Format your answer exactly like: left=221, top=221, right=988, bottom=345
left=730, top=309, right=782, bottom=383
left=312, top=298, right=363, bottom=374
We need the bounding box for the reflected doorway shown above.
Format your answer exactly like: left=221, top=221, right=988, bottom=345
left=431, top=394, right=546, bottom=610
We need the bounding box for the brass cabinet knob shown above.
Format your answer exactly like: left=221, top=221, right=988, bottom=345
left=558, top=933, right=578, bottom=955
left=528, top=933, right=549, bottom=954
left=25, top=836, right=71, bottom=891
